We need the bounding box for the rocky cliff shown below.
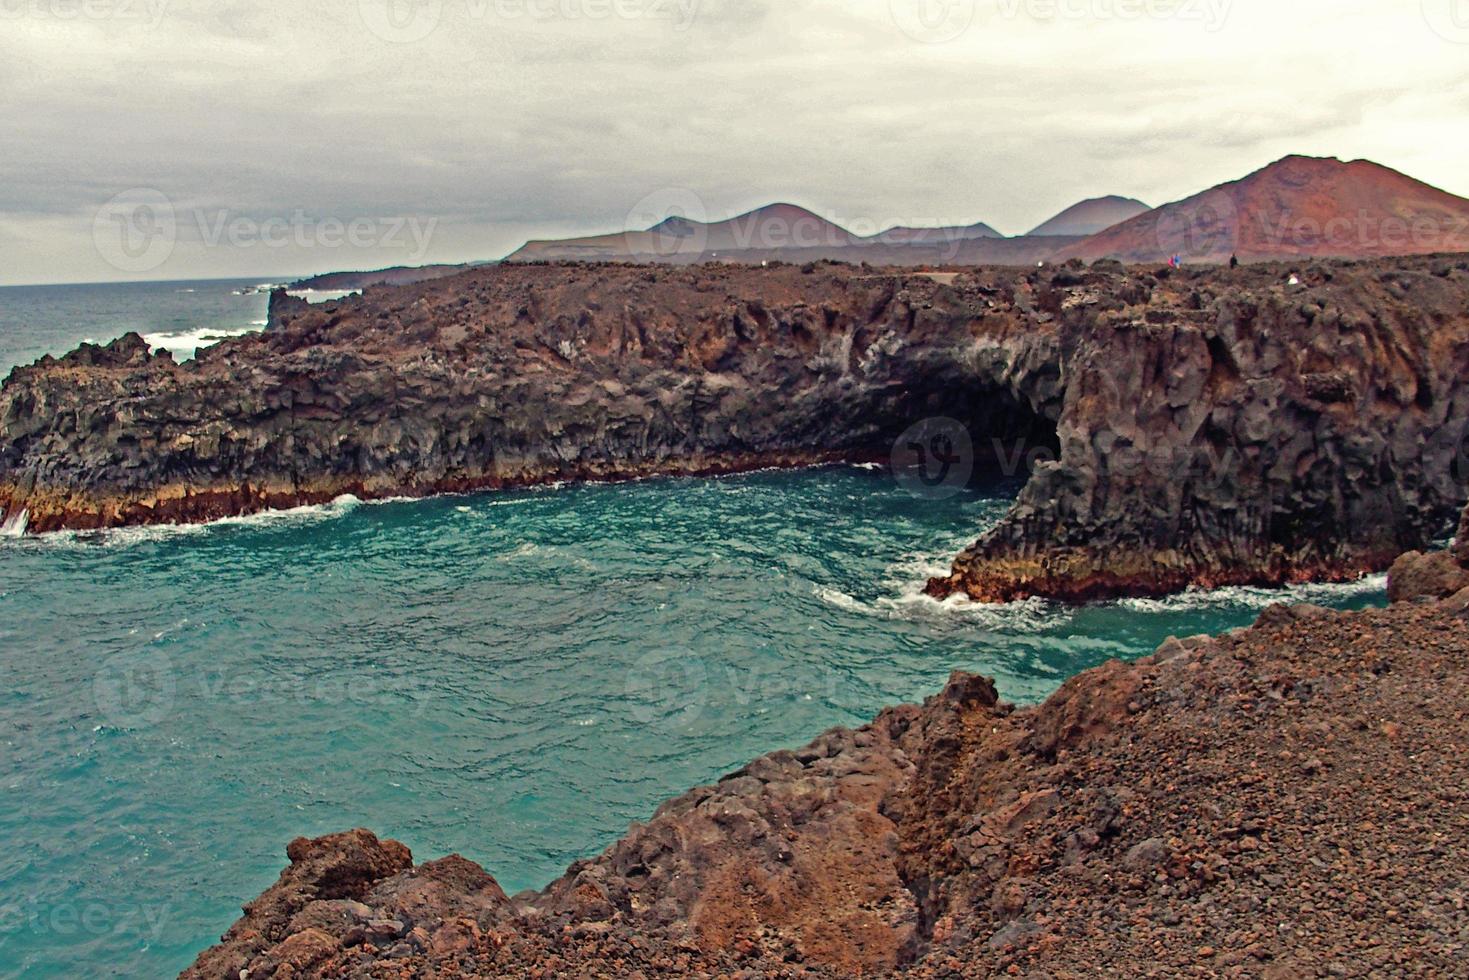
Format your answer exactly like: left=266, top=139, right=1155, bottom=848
left=183, top=513, right=1469, bottom=978
left=2, top=258, right=1468, bottom=601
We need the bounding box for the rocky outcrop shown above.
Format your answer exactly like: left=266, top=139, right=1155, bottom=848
left=183, top=548, right=1469, bottom=977
left=1457, top=503, right=1469, bottom=565
left=3, top=258, right=1468, bottom=601
left=1388, top=549, right=1469, bottom=603
left=1388, top=500, right=1469, bottom=602
left=927, top=257, right=1469, bottom=601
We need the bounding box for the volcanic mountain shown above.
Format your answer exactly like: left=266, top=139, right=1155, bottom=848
left=508, top=203, right=858, bottom=263
left=1064, top=155, right=1469, bottom=263
left=1026, top=195, right=1151, bottom=236
left=507, top=205, right=1036, bottom=265
left=867, top=221, right=1003, bottom=245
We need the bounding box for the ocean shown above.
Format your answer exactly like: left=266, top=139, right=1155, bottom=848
left=0, top=280, right=1388, bottom=978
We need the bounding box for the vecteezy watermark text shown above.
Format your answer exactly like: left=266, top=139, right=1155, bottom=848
left=0, top=898, right=172, bottom=943
left=93, top=650, right=434, bottom=730
left=1255, top=209, right=1469, bottom=254
left=358, top=0, right=700, bottom=43
left=889, top=0, right=1231, bottom=43
left=93, top=189, right=437, bottom=274
left=193, top=210, right=437, bottom=256
left=0, top=0, right=168, bottom=25
left=625, top=650, right=852, bottom=732
left=997, top=0, right=1231, bottom=30
left=1422, top=0, right=1469, bottom=44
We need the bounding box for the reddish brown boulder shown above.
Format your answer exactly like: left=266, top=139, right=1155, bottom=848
left=1388, top=549, right=1469, bottom=603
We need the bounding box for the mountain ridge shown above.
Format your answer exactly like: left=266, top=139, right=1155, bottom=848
left=1027, top=195, right=1151, bottom=237
left=1064, top=154, right=1469, bottom=263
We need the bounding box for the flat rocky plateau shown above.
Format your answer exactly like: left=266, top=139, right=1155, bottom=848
left=184, top=512, right=1469, bottom=979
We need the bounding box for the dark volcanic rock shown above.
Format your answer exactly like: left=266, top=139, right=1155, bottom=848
left=3, top=258, right=1469, bottom=601
left=265, top=288, right=312, bottom=330
left=1457, top=503, right=1469, bottom=565
left=183, top=566, right=1469, bottom=978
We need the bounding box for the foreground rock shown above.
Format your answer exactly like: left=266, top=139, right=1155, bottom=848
left=185, top=523, right=1469, bottom=978
left=3, top=257, right=1468, bottom=601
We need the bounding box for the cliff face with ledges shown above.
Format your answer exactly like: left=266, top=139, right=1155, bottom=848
left=931, top=259, right=1469, bottom=600
left=2, top=258, right=1468, bottom=602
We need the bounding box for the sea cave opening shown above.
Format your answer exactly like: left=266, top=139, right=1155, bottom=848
left=837, top=370, right=1062, bottom=497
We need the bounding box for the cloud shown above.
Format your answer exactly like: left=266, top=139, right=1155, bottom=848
left=0, top=0, right=1466, bottom=283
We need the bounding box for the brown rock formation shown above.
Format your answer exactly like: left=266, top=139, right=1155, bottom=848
left=1388, top=499, right=1469, bottom=602
left=183, top=550, right=1469, bottom=977
left=3, top=258, right=1468, bottom=601
left=1387, top=549, right=1469, bottom=603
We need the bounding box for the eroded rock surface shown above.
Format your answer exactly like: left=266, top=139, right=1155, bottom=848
left=4, top=258, right=1468, bottom=601
left=184, top=516, right=1469, bottom=978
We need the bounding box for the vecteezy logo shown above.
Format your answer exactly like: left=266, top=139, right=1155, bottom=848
left=1154, top=189, right=1239, bottom=263
left=624, top=188, right=710, bottom=262
left=891, top=417, right=975, bottom=499
left=93, top=189, right=176, bottom=274
left=93, top=651, right=176, bottom=730
left=358, top=0, right=444, bottom=43
left=1423, top=0, right=1469, bottom=42
left=889, top=0, right=977, bottom=43
left=624, top=649, right=709, bottom=731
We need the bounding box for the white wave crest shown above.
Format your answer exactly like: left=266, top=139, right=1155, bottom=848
left=813, top=585, right=874, bottom=614
left=286, top=289, right=361, bottom=304
left=13, top=494, right=366, bottom=550
left=144, top=324, right=262, bottom=359
left=0, top=508, right=30, bottom=538
left=1117, top=573, right=1389, bottom=613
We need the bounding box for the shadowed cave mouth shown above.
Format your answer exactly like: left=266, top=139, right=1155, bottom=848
left=841, top=375, right=1061, bottom=494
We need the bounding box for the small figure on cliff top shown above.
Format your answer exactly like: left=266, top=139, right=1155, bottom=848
left=1230, top=254, right=1239, bottom=268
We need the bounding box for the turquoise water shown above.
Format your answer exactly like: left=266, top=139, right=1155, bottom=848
left=0, top=285, right=1388, bottom=978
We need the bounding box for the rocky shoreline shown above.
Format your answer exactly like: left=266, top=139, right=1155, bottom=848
left=183, top=511, right=1469, bottom=978
left=3, top=257, right=1467, bottom=603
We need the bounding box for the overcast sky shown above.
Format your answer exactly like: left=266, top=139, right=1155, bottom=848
left=2, top=0, right=1467, bottom=284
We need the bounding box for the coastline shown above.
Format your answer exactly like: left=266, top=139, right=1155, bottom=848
left=182, top=517, right=1469, bottom=978
left=3, top=258, right=1466, bottom=604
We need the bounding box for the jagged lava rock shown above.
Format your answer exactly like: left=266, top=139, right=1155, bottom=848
left=3, top=257, right=1469, bottom=602
left=184, top=577, right=1469, bottom=977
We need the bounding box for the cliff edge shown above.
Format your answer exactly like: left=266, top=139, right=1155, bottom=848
left=2, top=258, right=1468, bottom=602
left=184, top=506, right=1469, bottom=977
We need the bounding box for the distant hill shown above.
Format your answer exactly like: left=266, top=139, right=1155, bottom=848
left=301, top=157, right=1469, bottom=288
left=1027, top=196, right=1150, bottom=237
left=510, top=203, right=858, bottom=263
left=870, top=222, right=1004, bottom=245
left=507, top=205, right=1037, bottom=266
left=1064, top=155, right=1469, bottom=263
left=289, top=263, right=488, bottom=292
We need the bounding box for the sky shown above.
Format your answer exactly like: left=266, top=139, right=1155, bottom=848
left=2, top=0, right=1467, bottom=284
